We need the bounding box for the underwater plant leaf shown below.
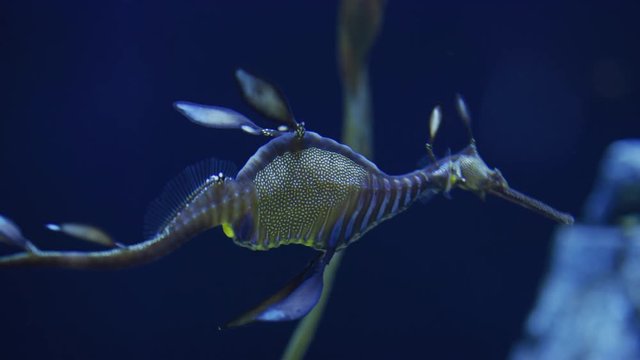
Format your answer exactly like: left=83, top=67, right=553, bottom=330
left=429, top=105, right=442, bottom=142
left=0, top=214, right=37, bottom=252
left=455, top=94, right=471, bottom=126
left=46, top=223, right=122, bottom=248
left=235, top=69, right=296, bottom=128
left=174, top=101, right=264, bottom=135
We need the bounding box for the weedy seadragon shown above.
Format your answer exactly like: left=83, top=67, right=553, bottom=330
left=0, top=69, right=574, bottom=328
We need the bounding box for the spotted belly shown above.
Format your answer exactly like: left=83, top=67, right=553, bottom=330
left=233, top=147, right=368, bottom=250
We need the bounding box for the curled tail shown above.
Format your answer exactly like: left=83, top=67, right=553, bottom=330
left=0, top=176, right=257, bottom=270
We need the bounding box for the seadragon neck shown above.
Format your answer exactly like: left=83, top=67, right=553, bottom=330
left=341, top=156, right=455, bottom=248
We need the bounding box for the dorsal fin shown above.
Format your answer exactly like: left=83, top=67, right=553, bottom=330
left=144, top=159, right=238, bottom=238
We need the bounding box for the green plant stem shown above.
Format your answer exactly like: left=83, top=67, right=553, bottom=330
left=281, top=1, right=385, bottom=359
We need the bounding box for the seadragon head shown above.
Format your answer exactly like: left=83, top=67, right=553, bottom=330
left=426, top=95, right=574, bottom=225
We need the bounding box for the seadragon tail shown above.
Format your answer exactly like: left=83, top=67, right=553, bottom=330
left=0, top=167, right=257, bottom=270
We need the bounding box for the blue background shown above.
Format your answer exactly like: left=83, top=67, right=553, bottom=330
left=1, top=1, right=638, bottom=359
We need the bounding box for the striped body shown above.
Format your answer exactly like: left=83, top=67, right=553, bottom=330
left=230, top=132, right=441, bottom=251
left=0, top=74, right=574, bottom=328
left=0, top=131, right=450, bottom=269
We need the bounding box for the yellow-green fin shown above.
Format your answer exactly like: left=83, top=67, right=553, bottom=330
left=222, top=223, right=235, bottom=238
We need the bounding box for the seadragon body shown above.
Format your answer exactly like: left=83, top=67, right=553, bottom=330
left=0, top=69, right=573, bottom=327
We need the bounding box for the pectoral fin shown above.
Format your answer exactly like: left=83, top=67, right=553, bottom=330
left=222, top=252, right=329, bottom=328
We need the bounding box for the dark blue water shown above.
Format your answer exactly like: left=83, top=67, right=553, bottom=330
left=1, top=1, right=638, bottom=359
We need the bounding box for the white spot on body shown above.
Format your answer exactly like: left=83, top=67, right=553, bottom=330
left=253, top=147, right=367, bottom=248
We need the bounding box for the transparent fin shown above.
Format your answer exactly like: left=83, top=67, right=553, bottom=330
left=144, top=159, right=237, bottom=238
left=429, top=105, right=442, bottom=142
left=222, top=252, right=328, bottom=328
left=173, top=101, right=265, bottom=135
left=235, top=69, right=296, bottom=128
left=46, top=223, right=123, bottom=248
left=425, top=105, right=442, bottom=163
left=454, top=94, right=475, bottom=144
left=0, top=214, right=38, bottom=252
left=455, top=93, right=471, bottom=126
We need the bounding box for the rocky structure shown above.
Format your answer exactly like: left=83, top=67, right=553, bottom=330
left=512, top=140, right=640, bottom=360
